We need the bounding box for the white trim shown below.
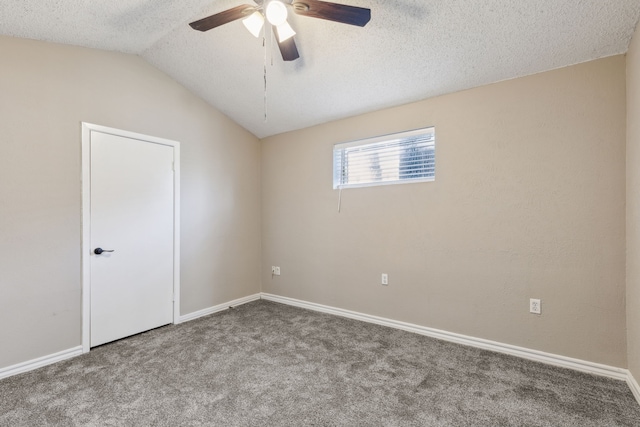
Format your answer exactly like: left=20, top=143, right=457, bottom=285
left=0, top=346, right=83, bottom=380
left=335, top=176, right=435, bottom=190
left=2, top=296, right=637, bottom=408
left=260, top=293, right=630, bottom=382
left=0, top=293, right=260, bottom=380
left=178, top=294, right=261, bottom=323
left=335, top=126, right=435, bottom=150
left=81, top=123, right=181, bottom=353
left=628, top=371, right=640, bottom=405
left=172, top=141, right=181, bottom=325
left=81, top=123, right=91, bottom=353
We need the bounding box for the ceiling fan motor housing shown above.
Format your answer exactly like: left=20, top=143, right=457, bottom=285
left=188, top=0, right=371, bottom=61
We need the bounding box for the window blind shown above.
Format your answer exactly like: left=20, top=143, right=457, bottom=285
left=333, top=127, right=435, bottom=189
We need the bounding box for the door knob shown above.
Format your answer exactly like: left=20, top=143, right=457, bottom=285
left=94, top=248, right=115, bottom=255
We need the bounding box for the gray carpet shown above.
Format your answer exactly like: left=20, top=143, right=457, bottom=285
left=1, top=300, right=639, bottom=426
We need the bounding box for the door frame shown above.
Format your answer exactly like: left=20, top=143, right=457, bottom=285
left=81, top=122, right=181, bottom=353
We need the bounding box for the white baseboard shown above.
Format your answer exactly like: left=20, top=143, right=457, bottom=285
left=0, top=346, right=83, bottom=380
left=260, top=293, right=630, bottom=382
left=3, top=294, right=637, bottom=408
left=0, top=294, right=261, bottom=381
left=628, top=371, right=640, bottom=405
left=178, top=293, right=261, bottom=323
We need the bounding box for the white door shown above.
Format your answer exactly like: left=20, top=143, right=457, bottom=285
left=89, top=130, right=175, bottom=347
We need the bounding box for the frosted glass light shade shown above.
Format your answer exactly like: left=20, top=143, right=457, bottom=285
left=266, top=1, right=288, bottom=26
left=242, top=11, right=264, bottom=38
left=276, top=21, right=296, bottom=42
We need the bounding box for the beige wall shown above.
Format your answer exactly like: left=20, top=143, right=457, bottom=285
left=0, top=36, right=261, bottom=369
left=0, top=34, right=631, bottom=374
left=261, top=56, right=627, bottom=367
left=627, top=29, right=640, bottom=380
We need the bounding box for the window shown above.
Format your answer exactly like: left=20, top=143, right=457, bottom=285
left=333, top=127, right=435, bottom=189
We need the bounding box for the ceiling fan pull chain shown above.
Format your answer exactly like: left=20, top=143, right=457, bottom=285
left=263, top=35, right=268, bottom=123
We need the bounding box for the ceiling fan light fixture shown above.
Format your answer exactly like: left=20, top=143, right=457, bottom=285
left=189, top=0, right=371, bottom=64
left=242, top=11, right=264, bottom=37
left=266, top=0, right=288, bottom=26
left=275, top=21, right=296, bottom=42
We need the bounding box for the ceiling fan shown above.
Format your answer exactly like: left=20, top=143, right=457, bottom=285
left=189, top=0, right=371, bottom=61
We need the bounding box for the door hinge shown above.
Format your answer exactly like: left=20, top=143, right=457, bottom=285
left=171, top=161, right=175, bottom=172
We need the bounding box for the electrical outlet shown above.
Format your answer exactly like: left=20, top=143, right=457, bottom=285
left=530, top=298, right=541, bottom=314
left=271, top=266, right=276, bottom=274
left=381, top=273, right=388, bottom=286
left=275, top=266, right=280, bottom=275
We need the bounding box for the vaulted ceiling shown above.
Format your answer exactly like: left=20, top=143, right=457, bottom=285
left=1, top=1, right=640, bottom=138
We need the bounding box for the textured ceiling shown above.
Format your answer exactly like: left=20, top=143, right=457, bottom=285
left=1, top=1, right=640, bottom=138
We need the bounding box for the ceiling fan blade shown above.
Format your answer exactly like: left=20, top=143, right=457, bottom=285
left=189, top=5, right=256, bottom=32
left=274, top=27, right=300, bottom=61
left=292, top=0, right=371, bottom=27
